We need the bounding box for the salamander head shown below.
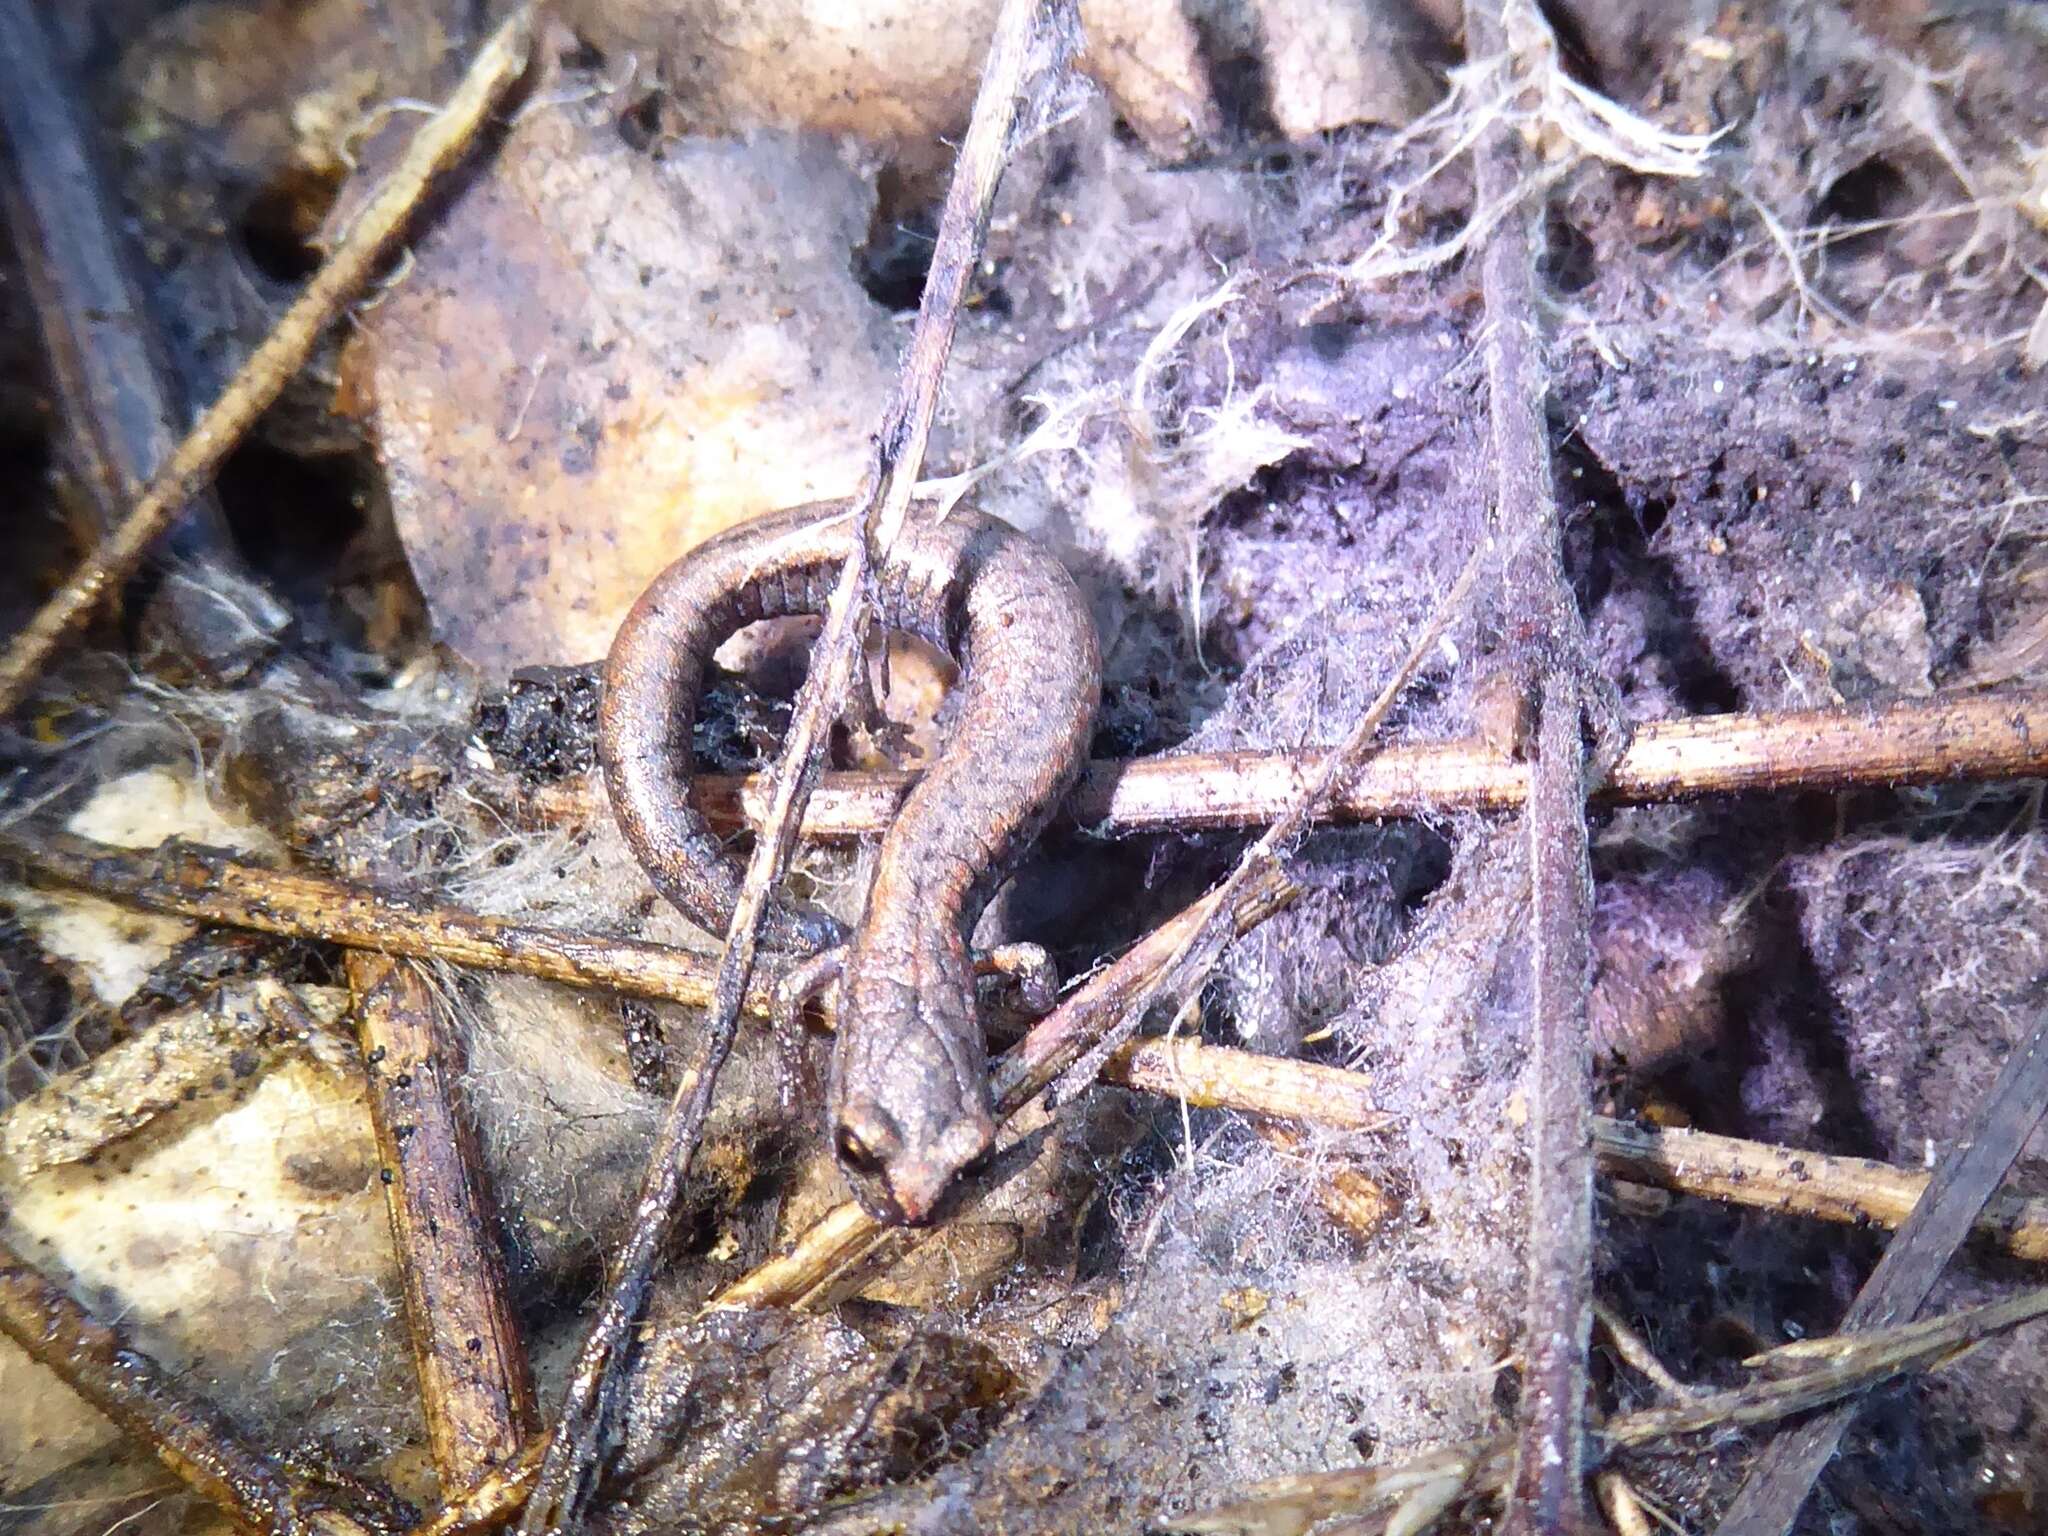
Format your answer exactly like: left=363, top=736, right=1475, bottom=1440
left=829, top=965, right=996, bottom=1225
left=832, top=1099, right=995, bottom=1225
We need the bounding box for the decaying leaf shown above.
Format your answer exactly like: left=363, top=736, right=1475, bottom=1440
left=597, top=1303, right=1020, bottom=1534
left=552, top=0, right=1447, bottom=170
left=555, top=0, right=1228, bottom=166
left=0, top=1044, right=389, bottom=1492
left=1214, top=0, right=1450, bottom=139
left=348, top=54, right=896, bottom=671
left=557, top=0, right=1008, bottom=160
left=1075, top=0, right=1219, bottom=161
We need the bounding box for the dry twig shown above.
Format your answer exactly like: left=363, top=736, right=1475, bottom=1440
left=347, top=953, right=536, bottom=1487
left=1054, top=1037, right=2048, bottom=1268
left=0, top=5, right=538, bottom=717
left=1594, top=1118, right=2048, bottom=1261
left=1465, top=2, right=1604, bottom=1524
left=531, top=690, right=2048, bottom=838
left=1594, top=1301, right=1696, bottom=1403
left=0, top=0, right=313, bottom=693
left=0, top=829, right=781, bottom=1016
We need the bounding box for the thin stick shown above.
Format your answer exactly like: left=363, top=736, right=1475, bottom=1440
left=1613, top=1284, right=2048, bottom=1447
left=532, top=690, right=2048, bottom=839
left=0, top=0, right=314, bottom=692
left=1596, top=1472, right=1658, bottom=1536
left=347, top=952, right=536, bottom=1487
left=1464, top=1, right=1599, bottom=1523
left=1715, top=988, right=2048, bottom=1536
left=0, top=5, right=537, bottom=718
left=1511, top=672, right=1596, bottom=1533
left=701, top=1198, right=891, bottom=1315
left=937, top=1032, right=2048, bottom=1268
left=513, top=7, right=1077, bottom=1530
left=0, top=1236, right=390, bottom=1536
left=0, top=828, right=786, bottom=1017
left=1106, top=1033, right=1392, bottom=1129
left=1593, top=1118, right=2048, bottom=1262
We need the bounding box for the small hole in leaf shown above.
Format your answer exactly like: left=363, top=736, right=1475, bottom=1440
left=1814, top=158, right=1911, bottom=257
left=617, top=92, right=664, bottom=153
left=238, top=166, right=341, bottom=286
left=1542, top=220, right=1598, bottom=294
left=856, top=204, right=939, bottom=312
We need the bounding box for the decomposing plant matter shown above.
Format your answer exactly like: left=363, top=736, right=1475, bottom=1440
left=0, top=5, right=538, bottom=717
left=1178, top=1286, right=2048, bottom=1536
left=1715, top=995, right=2048, bottom=1534
left=3, top=1, right=2048, bottom=1535
left=0, top=1233, right=409, bottom=1536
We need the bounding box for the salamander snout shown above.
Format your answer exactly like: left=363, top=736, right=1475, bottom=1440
left=834, top=1101, right=996, bottom=1226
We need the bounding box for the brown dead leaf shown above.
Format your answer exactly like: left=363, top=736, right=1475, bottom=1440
left=121, top=0, right=461, bottom=188
left=1078, top=0, right=1220, bottom=161
left=559, top=0, right=1004, bottom=174
left=558, top=0, right=1440, bottom=163
left=348, top=65, right=897, bottom=672
left=1205, top=0, right=1449, bottom=139
left=558, top=0, right=1222, bottom=167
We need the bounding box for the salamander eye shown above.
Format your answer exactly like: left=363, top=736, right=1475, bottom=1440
left=836, top=1125, right=882, bottom=1175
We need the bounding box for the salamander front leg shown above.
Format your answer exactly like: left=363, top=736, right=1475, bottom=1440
left=974, top=942, right=1059, bottom=1016
left=770, top=946, right=844, bottom=1113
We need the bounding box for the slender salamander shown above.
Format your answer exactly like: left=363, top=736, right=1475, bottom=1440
left=599, top=499, right=1100, bottom=1224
